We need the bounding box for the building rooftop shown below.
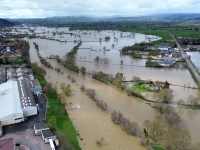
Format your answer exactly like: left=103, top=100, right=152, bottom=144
left=18, top=79, right=36, bottom=108
left=0, top=138, right=14, bottom=150
left=34, top=122, right=49, bottom=130
left=42, top=129, right=55, bottom=139
left=0, top=68, right=6, bottom=76
left=31, top=79, right=41, bottom=87
left=0, top=81, right=23, bottom=119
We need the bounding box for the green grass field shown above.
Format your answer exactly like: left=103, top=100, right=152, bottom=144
left=35, top=74, right=81, bottom=150
left=153, top=145, right=164, bottom=150
left=133, top=84, right=151, bottom=92
left=46, top=96, right=80, bottom=150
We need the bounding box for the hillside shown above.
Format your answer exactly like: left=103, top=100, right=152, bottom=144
left=0, top=18, right=15, bottom=27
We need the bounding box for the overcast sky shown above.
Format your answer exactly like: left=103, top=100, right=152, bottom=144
left=1, top=0, right=200, bottom=18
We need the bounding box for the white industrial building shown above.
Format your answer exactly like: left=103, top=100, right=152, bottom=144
left=0, top=81, right=24, bottom=126
left=0, top=80, right=37, bottom=126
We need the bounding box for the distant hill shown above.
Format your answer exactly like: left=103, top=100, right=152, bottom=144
left=0, top=18, right=15, bottom=27
left=148, top=13, right=200, bottom=20
left=8, top=13, right=200, bottom=25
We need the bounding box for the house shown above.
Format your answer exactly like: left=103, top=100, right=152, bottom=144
left=41, top=129, right=56, bottom=143
left=0, top=138, right=15, bottom=150
left=158, top=43, right=171, bottom=51
left=165, top=51, right=172, bottom=58
left=157, top=60, right=176, bottom=67
left=33, top=122, right=49, bottom=135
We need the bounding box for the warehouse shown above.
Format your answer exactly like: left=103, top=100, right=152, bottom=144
left=0, top=80, right=38, bottom=127
left=0, top=81, right=24, bottom=126
left=0, top=67, right=41, bottom=129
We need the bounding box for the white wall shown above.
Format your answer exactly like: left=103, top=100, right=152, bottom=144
left=23, top=106, right=37, bottom=117
left=0, top=113, right=24, bottom=126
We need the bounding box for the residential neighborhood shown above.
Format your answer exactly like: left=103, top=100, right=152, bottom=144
left=0, top=42, right=22, bottom=63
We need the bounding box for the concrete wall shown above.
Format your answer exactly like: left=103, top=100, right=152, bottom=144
left=23, top=106, right=37, bottom=117
left=0, top=113, right=24, bottom=126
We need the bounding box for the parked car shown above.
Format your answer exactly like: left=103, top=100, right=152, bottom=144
left=55, top=139, right=59, bottom=146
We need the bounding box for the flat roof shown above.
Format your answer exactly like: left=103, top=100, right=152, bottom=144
left=0, top=67, right=6, bottom=76
left=0, top=81, right=23, bottom=119
left=42, top=129, right=55, bottom=139
left=31, top=79, right=41, bottom=87
left=0, top=138, right=14, bottom=150
left=17, top=79, right=36, bottom=108
left=34, top=122, right=49, bottom=130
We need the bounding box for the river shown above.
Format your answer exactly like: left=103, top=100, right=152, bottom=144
left=25, top=28, right=200, bottom=149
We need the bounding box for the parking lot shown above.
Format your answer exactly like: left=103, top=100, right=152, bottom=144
left=0, top=129, right=50, bottom=150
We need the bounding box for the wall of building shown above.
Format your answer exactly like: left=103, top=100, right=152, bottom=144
left=0, top=113, right=24, bottom=126
left=23, top=106, right=37, bottom=117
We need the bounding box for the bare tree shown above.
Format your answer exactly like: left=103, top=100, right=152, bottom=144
left=132, top=76, right=141, bottom=82
left=103, top=58, right=110, bottom=64
left=86, top=88, right=96, bottom=99
left=94, top=56, right=101, bottom=64
left=178, top=99, right=185, bottom=105
left=154, top=89, right=173, bottom=103
left=165, top=125, right=191, bottom=150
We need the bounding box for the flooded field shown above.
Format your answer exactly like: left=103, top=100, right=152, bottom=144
left=187, top=52, right=200, bottom=69
left=26, top=27, right=200, bottom=148
left=26, top=27, right=199, bottom=102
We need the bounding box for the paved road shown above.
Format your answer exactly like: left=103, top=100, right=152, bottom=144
left=169, top=32, right=200, bottom=83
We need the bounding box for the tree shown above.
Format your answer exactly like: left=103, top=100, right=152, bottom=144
left=178, top=99, right=185, bottom=105
left=161, top=105, right=180, bottom=126
left=60, top=82, right=66, bottom=90
left=94, top=56, right=100, bottom=64
left=165, top=125, right=191, bottom=150
left=143, top=120, right=151, bottom=137
left=62, top=84, right=71, bottom=96
left=86, top=88, right=96, bottom=100
left=120, top=60, right=123, bottom=65
left=105, top=36, right=110, bottom=41
left=102, top=58, right=110, bottom=64
left=154, top=89, right=173, bottom=103
left=148, top=117, right=165, bottom=142
left=132, top=76, right=141, bottom=82
left=163, top=81, right=170, bottom=89
left=81, top=66, right=86, bottom=74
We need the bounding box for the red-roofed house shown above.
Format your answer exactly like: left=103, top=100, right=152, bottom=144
left=0, top=138, right=14, bottom=150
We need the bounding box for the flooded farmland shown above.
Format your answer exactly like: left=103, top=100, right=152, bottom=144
left=26, top=27, right=200, bottom=149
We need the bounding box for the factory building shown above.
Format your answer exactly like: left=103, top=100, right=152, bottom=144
left=0, top=67, right=42, bottom=128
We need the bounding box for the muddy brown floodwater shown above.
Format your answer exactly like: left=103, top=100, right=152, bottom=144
left=26, top=28, right=200, bottom=149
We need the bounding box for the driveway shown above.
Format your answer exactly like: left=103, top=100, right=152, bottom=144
left=0, top=129, right=50, bottom=150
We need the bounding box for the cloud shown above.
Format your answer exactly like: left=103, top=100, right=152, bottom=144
left=0, top=0, right=200, bottom=18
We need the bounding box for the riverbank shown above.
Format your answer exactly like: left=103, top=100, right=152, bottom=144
left=188, top=68, right=200, bottom=89
left=35, top=72, right=81, bottom=150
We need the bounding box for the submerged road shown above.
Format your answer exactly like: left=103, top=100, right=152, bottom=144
left=169, top=32, right=200, bottom=84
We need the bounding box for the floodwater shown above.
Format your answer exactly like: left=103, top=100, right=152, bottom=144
left=26, top=28, right=200, bottom=148
left=187, top=52, right=200, bottom=69
left=26, top=27, right=199, bottom=102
